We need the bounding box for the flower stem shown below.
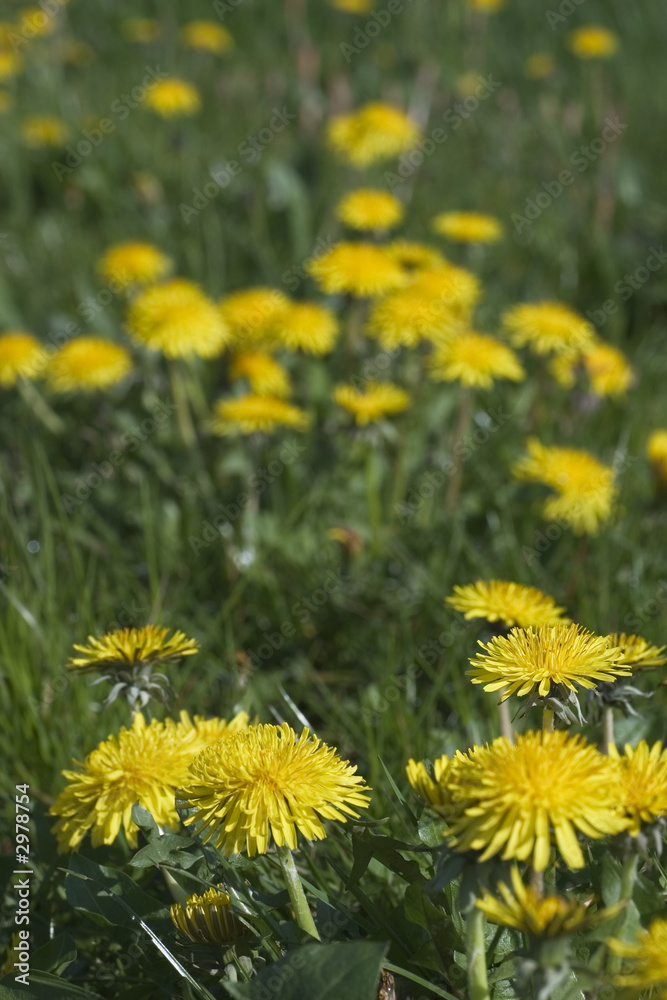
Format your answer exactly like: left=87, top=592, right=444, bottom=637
left=607, top=853, right=638, bottom=975
left=365, top=444, right=382, bottom=554
left=498, top=699, right=514, bottom=742
left=276, top=844, right=320, bottom=940
left=542, top=708, right=554, bottom=733
left=466, top=906, right=490, bottom=1000
left=444, top=389, right=474, bottom=514
left=168, top=360, right=197, bottom=449
left=17, top=378, right=65, bottom=434
left=602, top=705, right=615, bottom=753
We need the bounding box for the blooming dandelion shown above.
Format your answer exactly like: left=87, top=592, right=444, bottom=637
left=385, top=240, right=446, bottom=273
left=47, top=338, right=132, bottom=392
left=209, top=394, right=308, bottom=435
left=568, top=26, right=619, bottom=59
left=368, top=287, right=458, bottom=350
left=327, top=102, right=421, bottom=168
left=68, top=625, right=200, bottom=676
left=219, top=287, right=290, bottom=350
left=446, top=580, right=569, bottom=628
left=582, top=342, right=634, bottom=397
left=273, top=302, right=339, bottom=354
left=97, top=241, right=172, bottom=289
left=180, top=722, right=371, bottom=856
left=307, top=242, right=406, bottom=297
left=408, top=264, right=481, bottom=323
left=503, top=301, right=595, bottom=356
left=0, top=332, right=47, bottom=387
left=146, top=79, right=201, bottom=118
left=127, top=279, right=230, bottom=358
left=429, top=331, right=525, bottom=388
left=609, top=917, right=667, bottom=994
left=334, top=383, right=409, bottom=425
left=230, top=351, right=291, bottom=397
left=610, top=741, right=667, bottom=835
left=513, top=438, right=617, bottom=535
left=431, top=212, right=502, bottom=244
left=181, top=21, right=233, bottom=54
left=21, top=115, right=68, bottom=147
left=468, top=624, right=628, bottom=702
left=477, top=866, right=597, bottom=938
left=336, top=189, right=404, bottom=231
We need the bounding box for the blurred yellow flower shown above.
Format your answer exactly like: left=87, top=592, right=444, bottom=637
left=524, top=52, right=556, bottom=80
left=128, top=279, right=230, bottom=358
left=17, top=6, right=56, bottom=37
left=48, top=338, right=132, bottom=392
left=610, top=741, right=667, bottom=836
left=0, top=50, right=20, bottom=80
left=409, top=264, right=481, bottom=322
left=610, top=917, right=667, bottom=994
left=327, top=102, right=421, bottom=168
left=209, top=394, right=308, bottom=435
left=307, top=242, right=406, bottom=297
left=513, top=438, right=617, bottom=535
left=430, top=331, right=524, bottom=388
left=21, top=115, right=68, bottom=147
left=478, top=866, right=598, bottom=938
left=334, top=382, right=409, bottom=425
left=273, top=301, right=339, bottom=354
left=230, top=350, right=291, bottom=397
left=386, top=240, right=446, bottom=273
left=647, top=429, right=667, bottom=486
left=446, top=580, right=569, bottom=628
left=568, top=26, right=619, bottom=60
left=406, top=755, right=464, bottom=822
left=368, top=287, right=457, bottom=350
left=97, top=241, right=173, bottom=289
left=181, top=20, right=234, bottom=54
left=336, top=188, right=404, bottom=230
left=503, top=301, right=595, bottom=356
left=432, top=211, right=502, bottom=244
left=0, top=331, right=47, bottom=387
left=121, top=18, right=161, bottom=43
left=582, top=341, right=633, bottom=397
left=146, top=78, right=201, bottom=118
left=607, top=633, right=667, bottom=671
left=467, top=0, right=503, bottom=11
left=220, top=287, right=289, bottom=350
left=329, top=0, right=373, bottom=11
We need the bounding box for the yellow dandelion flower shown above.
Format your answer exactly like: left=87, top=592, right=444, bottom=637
left=230, top=350, right=291, bottom=397
left=50, top=714, right=204, bottom=852
left=0, top=331, right=48, bottom=387
left=582, top=342, right=633, bottom=397
left=180, top=722, right=371, bottom=856
left=97, top=241, right=172, bottom=289
left=127, top=279, right=230, bottom=359
left=607, top=633, right=667, bottom=671
left=68, top=625, right=199, bottom=675
left=431, top=212, right=503, bottom=244
left=447, top=731, right=628, bottom=871
left=367, top=287, right=457, bottom=350
left=610, top=917, right=667, bottom=994
left=477, top=866, right=598, bottom=938
left=336, top=189, right=404, bottom=231
left=568, top=26, right=619, bottom=60
left=549, top=348, right=580, bottom=388
left=209, top=394, right=308, bottom=435
left=0, top=50, right=20, bottom=80
left=0, top=90, right=13, bottom=113
left=0, top=21, right=14, bottom=47
left=468, top=624, right=628, bottom=702
left=146, top=79, right=201, bottom=118
left=175, top=710, right=250, bottom=754
left=429, top=331, right=525, bottom=388
left=121, top=18, right=161, bottom=43
left=408, top=264, right=481, bottom=321
left=171, top=887, right=247, bottom=944
left=609, top=741, right=667, bottom=836
left=648, top=429, right=667, bottom=487
left=329, top=0, right=373, bottom=11
left=21, top=115, right=68, bottom=147
left=334, top=382, right=409, bottom=425
left=327, top=102, right=421, bottom=168
left=503, top=301, right=595, bottom=356
left=446, top=580, right=569, bottom=628
left=524, top=53, right=556, bottom=80
left=406, top=756, right=465, bottom=823
left=47, top=338, right=132, bottom=392
left=219, top=287, right=290, bottom=350
left=272, top=301, right=339, bottom=355
left=386, top=240, right=446, bottom=273
left=17, top=6, right=56, bottom=37
left=181, top=21, right=233, bottom=54
left=307, top=242, right=406, bottom=297
left=513, top=438, right=617, bottom=535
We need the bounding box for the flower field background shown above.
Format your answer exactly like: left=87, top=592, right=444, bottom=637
left=1, top=0, right=667, bottom=998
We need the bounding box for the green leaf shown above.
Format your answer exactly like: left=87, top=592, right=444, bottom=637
left=223, top=941, right=387, bottom=1000
left=129, top=833, right=200, bottom=869
left=600, top=854, right=622, bottom=906
left=63, top=853, right=167, bottom=927
left=30, top=934, right=77, bottom=976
